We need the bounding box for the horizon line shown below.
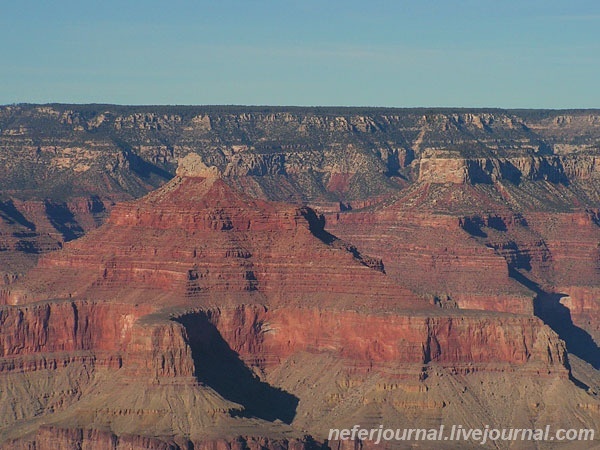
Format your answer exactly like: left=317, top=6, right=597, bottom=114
left=3, top=102, right=600, bottom=112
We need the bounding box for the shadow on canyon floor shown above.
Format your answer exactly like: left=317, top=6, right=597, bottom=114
left=510, top=268, right=600, bottom=371
left=0, top=200, right=36, bottom=230
left=176, top=313, right=298, bottom=424
left=44, top=201, right=85, bottom=242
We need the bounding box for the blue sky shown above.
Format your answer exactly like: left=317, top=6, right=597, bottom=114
left=1, top=0, right=599, bottom=107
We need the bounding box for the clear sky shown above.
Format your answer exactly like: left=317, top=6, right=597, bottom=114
left=1, top=0, right=599, bottom=108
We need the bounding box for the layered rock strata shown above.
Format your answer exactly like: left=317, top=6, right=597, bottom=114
left=1, top=159, right=590, bottom=448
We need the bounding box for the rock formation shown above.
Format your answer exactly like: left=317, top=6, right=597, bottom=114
left=0, top=105, right=599, bottom=448
left=0, top=159, right=596, bottom=449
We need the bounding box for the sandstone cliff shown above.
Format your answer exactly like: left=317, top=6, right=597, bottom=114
left=1, top=106, right=599, bottom=448
left=1, top=167, right=594, bottom=448
left=2, top=105, right=599, bottom=286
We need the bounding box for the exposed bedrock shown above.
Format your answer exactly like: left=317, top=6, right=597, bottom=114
left=3, top=426, right=326, bottom=450
left=0, top=196, right=113, bottom=287
left=418, top=151, right=599, bottom=185
left=326, top=210, right=534, bottom=314
left=0, top=173, right=420, bottom=310
left=0, top=302, right=568, bottom=380
left=0, top=299, right=574, bottom=447
left=0, top=152, right=597, bottom=446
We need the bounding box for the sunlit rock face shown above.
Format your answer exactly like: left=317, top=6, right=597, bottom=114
left=0, top=106, right=599, bottom=448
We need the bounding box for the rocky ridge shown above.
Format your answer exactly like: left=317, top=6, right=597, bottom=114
left=1, top=156, right=593, bottom=449
left=0, top=106, right=599, bottom=448
left=2, top=105, right=599, bottom=283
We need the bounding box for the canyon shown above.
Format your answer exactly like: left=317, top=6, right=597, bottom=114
left=0, top=105, right=599, bottom=448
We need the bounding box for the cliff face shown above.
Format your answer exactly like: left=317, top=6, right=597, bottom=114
left=1, top=165, right=592, bottom=448
left=2, top=105, right=600, bottom=204
left=175, top=306, right=566, bottom=371
left=5, top=426, right=326, bottom=450
left=2, top=169, right=417, bottom=310
left=0, top=196, right=112, bottom=287
left=326, top=182, right=600, bottom=375
left=418, top=151, right=599, bottom=184
left=0, top=106, right=599, bottom=448
left=2, top=105, right=599, bottom=286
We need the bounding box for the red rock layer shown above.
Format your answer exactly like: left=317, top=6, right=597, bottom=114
left=0, top=175, right=570, bottom=378
left=187, top=305, right=567, bottom=374
left=4, top=175, right=424, bottom=311
left=523, top=211, right=600, bottom=342
left=0, top=172, right=578, bottom=446
left=0, top=300, right=195, bottom=378
left=557, top=286, right=600, bottom=343
left=3, top=426, right=324, bottom=450
left=0, top=300, right=568, bottom=387
left=0, top=196, right=113, bottom=288
left=450, top=209, right=599, bottom=342
left=525, top=211, right=600, bottom=287
left=326, top=208, right=533, bottom=314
